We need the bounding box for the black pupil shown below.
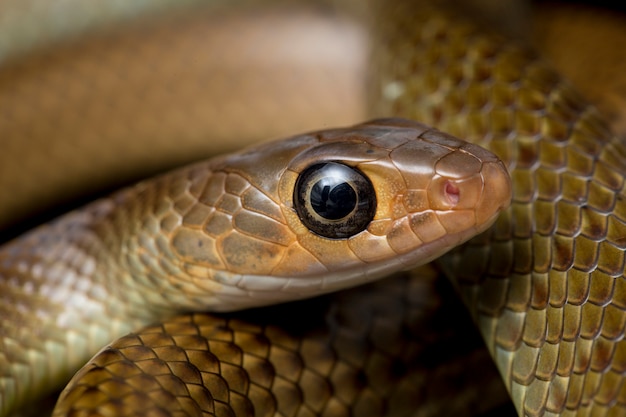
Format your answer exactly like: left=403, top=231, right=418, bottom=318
left=310, top=179, right=357, bottom=220
left=294, top=162, right=376, bottom=239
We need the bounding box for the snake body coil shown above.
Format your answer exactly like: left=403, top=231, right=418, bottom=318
left=369, top=3, right=626, bottom=415
left=1, top=119, right=510, bottom=416
left=1, top=0, right=626, bottom=416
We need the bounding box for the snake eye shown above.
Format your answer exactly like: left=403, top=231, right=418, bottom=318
left=294, top=162, right=376, bottom=239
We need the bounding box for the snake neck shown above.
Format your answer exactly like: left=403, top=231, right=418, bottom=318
left=0, top=164, right=221, bottom=415
left=0, top=203, right=143, bottom=415
left=73, top=163, right=227, bottom=316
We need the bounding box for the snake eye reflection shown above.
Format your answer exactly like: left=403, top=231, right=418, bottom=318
left=294, top=162, right=376, bottom=239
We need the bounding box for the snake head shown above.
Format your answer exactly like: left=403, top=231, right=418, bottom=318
left=163, top=118, right=511, bottom=310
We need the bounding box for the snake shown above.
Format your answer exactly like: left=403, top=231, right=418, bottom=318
left=1, top=0, right=626, bottom=416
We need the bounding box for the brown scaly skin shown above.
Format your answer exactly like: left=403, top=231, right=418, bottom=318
left=370, top=1, right=626, bottom=415
left=56, top=2, right=626, bottom=416
left=1, top=119, right=510, bottom=416
left=1, top=0, right=626, bottom=416
left=52, top=268, right=513, bottom=417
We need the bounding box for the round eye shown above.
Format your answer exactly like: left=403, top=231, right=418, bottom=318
left=294, top=162, right=376, bottom=239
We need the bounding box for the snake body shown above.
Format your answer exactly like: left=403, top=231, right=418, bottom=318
left=373, top=3, right=626, bottom=415
left=1, top=118, right=510, bottom=416
left=370, top=3, right=626, bottom=415
left=2, top=0, right=626, bottom=416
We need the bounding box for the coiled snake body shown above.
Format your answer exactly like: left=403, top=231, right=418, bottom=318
left=1, top=1, right=626, bottom=416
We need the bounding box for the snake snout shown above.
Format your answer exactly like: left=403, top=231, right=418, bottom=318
left=426, top=147, right=512, bottom=235
left=474, top=160, right=512, bottom=223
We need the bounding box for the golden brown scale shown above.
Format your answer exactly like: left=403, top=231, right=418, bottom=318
left=0, top=117, right=511, bottom=417
left=2, top=0, right=626, bottom=417
left=53, top=269, right=511, bottom=417
left=369, top=1, right=626, bottom=415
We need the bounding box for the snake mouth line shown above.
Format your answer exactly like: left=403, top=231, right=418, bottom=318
left=204, top=204, right=507, bottom=313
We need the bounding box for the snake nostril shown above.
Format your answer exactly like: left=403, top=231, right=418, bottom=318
left=444, top=181, right=460, bottom=206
